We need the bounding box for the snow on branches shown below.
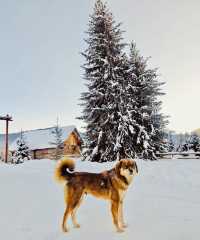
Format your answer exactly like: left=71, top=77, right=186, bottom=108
left=78, top=0, right=167, bottom=162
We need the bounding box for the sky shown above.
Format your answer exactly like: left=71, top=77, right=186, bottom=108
left=0, top=0, right=200, bottom=134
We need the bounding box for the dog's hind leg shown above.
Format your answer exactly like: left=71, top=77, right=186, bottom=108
left=62, top=185, right=80, bottom=232
left=62, top=205, right=71, bottom=232
left=71, top=193, right=84, bottom=228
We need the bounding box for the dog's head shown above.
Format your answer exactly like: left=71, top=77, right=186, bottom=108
left=115, top=158, right=138, bottom=184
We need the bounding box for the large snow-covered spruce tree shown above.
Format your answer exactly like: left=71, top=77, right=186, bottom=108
left=79, top=0, right=135, bottom=162
left=79, top=0, right=167, bottom=161
left=127, top=42, right=167, bottom=159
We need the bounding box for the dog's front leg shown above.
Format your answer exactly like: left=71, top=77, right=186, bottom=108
left=111, top=200, right=124, bottom=233
left=119, top=201, right=128, bottom=228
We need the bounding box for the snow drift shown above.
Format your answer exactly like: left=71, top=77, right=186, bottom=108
left=0, top=158, right=199, bottom=240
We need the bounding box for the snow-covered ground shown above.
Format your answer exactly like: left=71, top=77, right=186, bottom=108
left=0, top=158, right=200, bottom=240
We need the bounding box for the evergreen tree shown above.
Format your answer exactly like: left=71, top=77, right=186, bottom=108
left=79, top=0, right=167, bottom=161
left=189, top=134, right=200, bottom=152
left=127, top=42, right=167, bottom=159
left=12, top=131, right=31, bottom=164
left=177, top=133, right=191, bottom=152
left=168, top=140, right=175, bottom=152
left=79, top=0, right=131, bottom=162
left=50, top=120, right=63, bottom=160
left=168, top=133, right=175, bottom=152
left=165, top=131, right=175, bottom=152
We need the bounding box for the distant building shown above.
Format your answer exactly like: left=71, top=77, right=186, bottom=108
left=9, top=125, right=82, bottom=159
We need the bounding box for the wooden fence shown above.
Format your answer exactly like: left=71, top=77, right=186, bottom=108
left=157, top=152, right=200, bottom=159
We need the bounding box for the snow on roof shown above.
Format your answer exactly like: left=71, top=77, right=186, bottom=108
left=9, top=125, right=77, bottom=151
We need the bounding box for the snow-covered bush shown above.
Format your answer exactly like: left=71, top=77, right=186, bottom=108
left=11, top=132, right=31, bottom=164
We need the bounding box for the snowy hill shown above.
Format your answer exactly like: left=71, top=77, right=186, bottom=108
left=9, top=125, right=76, bottom=151
left=0, top=158, right=200, bottom=240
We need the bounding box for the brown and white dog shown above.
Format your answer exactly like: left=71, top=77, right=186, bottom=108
left=54, top=158, right=138, bottom=233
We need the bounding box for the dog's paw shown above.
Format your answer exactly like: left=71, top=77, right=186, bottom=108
left=62, top=227, right=69, bottom=233
left=74, top=223, right=80, bottom=228
left=117, top=228, right=125, bottom=233
left=122, top=223, right=128, bottom=228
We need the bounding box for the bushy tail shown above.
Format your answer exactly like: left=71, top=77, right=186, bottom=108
left=54, top=157, right=75, bottom=184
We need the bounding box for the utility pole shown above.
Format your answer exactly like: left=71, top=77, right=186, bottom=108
left=0, top=115, right=13, bottom=163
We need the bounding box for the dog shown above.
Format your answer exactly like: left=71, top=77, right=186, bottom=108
left=54, top=158, right=138, bottom=233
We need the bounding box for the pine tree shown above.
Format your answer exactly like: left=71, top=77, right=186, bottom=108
left=177, top=133, right=190, bottom=152
left=127, top=42, right=167, bottom=159
left=12, top=131, right=31, bottom=164
left=79, top=0, right=131, bottom=162
left=50, top=120, right=63, bottom=160
left=189, top=134, right=200, bottom=152
left=168, top=133, right=175, bottom=152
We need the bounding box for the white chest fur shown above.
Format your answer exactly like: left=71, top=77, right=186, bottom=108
left=120, top=168, right=134, bottom=184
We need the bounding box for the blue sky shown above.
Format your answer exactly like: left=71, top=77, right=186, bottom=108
left=0, top=0, right=200, bottom=134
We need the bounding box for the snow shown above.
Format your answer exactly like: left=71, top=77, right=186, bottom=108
left=0, top=158, right=200, bottom=239
left=91, top=146, right=98, bottom=156
left=128, top=124, right=134, bottom=134
left=9, top=125, right=77, bottom=151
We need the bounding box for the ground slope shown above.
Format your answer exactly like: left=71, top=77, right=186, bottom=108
left=0, top=158, right=199, bottom=240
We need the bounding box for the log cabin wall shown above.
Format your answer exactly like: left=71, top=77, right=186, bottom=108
left=30, top=148, right=55, bottom=159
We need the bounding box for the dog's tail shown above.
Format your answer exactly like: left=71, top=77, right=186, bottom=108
left=54, top=157, right=75, bottom=184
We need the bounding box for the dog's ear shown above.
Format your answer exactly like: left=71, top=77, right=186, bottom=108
left=135, top=161, right=138, bottom=173
left=115, top=160, right=122, bottom=175
left=115, top=160, right=121, bottom=169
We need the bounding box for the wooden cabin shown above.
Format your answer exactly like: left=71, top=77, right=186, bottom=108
left=10, top=125, right=82, bottom=160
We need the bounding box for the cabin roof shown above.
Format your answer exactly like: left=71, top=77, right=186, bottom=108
left=9, top=125, right=79, bottom=151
